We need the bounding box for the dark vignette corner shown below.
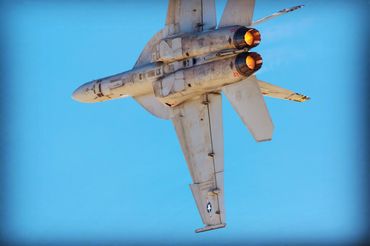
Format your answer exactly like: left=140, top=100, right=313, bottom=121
left=0, top=0, right=8, bottom=244
left=363, top=1, right=370, bottom=243
left=0, top=0, right=368, bottom=245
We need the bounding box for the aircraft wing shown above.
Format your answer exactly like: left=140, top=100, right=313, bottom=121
left=258, top=80, right=310, bottom=102
left=219, top=0, right=255, bottom=28
left=165, top=0, right=217, bottom=36
left=257, top=77, right=310, bottom=102
left=172, top=93, right=225, bottom=233
left=252, top=5, right=304, bottom=26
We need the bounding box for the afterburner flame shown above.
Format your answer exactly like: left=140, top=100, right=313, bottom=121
left=244, top=31, right=254, bottom=46
left=233, top=27, right=261, bottom=49
left=244, top=29, right=261, bottom=48
left=246, top=55, right=256, bottom=70
left=235, top=52, right=263, bottom=76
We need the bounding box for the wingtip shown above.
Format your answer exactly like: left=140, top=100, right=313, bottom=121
left=282, top=5, right=305, bottom=13
left=289, top=93, right=310, bottom=102
left=195, top=223, right=226, bottom=233
left=294, top=5, right=305, bottom=10
left=299, top=94, right=311, bottom=102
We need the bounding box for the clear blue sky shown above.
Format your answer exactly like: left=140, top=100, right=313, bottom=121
left=1, top=0, right=368, bottom=245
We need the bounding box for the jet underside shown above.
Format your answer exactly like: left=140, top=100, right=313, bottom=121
left=72, top=0, right=308, bottom=233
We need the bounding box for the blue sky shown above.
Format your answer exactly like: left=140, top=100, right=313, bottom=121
left=1, top=0, right=368, bottom=245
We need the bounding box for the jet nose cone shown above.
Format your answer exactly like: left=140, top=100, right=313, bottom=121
left=72, top=88, right=80, bottom=101
left=72, top=83, right=94, bottom=103
left=72, top=86, right=84, bottom=102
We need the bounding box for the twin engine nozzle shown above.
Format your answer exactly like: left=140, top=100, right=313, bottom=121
left=233, top=27, right=261, bottom=49
left=235, top=52, right=263, bottom=76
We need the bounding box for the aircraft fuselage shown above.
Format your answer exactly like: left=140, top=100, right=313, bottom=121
left=72, top=26, right=262, bottom=107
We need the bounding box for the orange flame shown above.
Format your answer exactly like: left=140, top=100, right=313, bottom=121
left=244, top=31, right=254, bottom=46
left=246, top=55, right=256, bottom=70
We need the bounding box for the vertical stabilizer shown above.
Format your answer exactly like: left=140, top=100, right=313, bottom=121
left=219, top=0, right=255, bottom=28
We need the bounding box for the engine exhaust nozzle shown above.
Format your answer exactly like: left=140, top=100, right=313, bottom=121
left=235, top=52, right=263, bottom=76
left=233, top=27, right=261, bottom=49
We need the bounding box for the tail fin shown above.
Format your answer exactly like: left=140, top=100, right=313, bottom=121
left=257, top=77, right=310, bottom=102
left=252, top=5, right=304, bottom=26
left=223, top=76, right=273, bottom=142
left=219, top=0, right=256, bottom=28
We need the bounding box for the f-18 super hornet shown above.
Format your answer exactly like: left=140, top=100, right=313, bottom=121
left=72, top=0, right=309, bottom=233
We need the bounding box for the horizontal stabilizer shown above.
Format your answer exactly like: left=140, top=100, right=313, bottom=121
left=252, top=5, right=304, bottom=26
left=257, top=78, right=310, bottom=102
left=223, top=77, right=274, bottom=142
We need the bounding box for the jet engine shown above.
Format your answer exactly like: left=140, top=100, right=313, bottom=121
left=156, top=26, right=261, bottom=62
left=154, top=52, right=263, bottom=106
left=232, top=27, right=261, bottom=49
left=235, top=52, right=263, bottom=77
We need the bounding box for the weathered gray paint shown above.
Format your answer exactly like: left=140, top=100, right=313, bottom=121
left=173, top=94, right=225, bottom=230
left=219, top=0, right=255, bottom=28
left=72, top=0, right=308, bottom=233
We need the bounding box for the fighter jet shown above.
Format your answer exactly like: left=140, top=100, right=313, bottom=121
left=72, top=0, right=309, bottom=233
